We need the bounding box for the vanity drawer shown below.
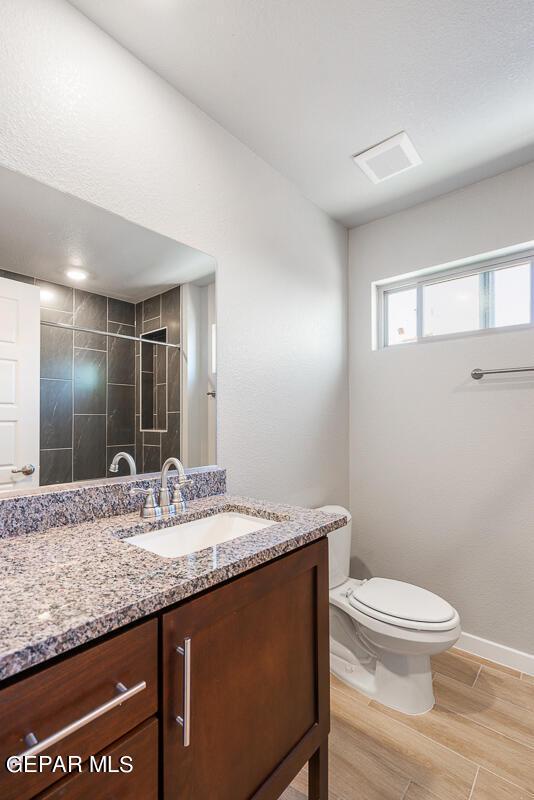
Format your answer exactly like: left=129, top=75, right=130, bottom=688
left=37, top=718, right=158, bottom=799
left=0, top=619, right=158, bottom=800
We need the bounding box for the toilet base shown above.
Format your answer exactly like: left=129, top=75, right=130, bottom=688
left=374, top=651, right=435, bottom=714
left=331, top=649, right=435, bottom=715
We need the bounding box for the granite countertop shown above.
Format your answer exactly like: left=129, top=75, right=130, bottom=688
left=0, top=494, right=346, bottom=681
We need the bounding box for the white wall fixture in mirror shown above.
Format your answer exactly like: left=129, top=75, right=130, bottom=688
left=0, top=166, right=217, bottom=492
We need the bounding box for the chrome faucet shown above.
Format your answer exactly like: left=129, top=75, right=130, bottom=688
left=109, top=452, right=137, bottom=476
left=129, top=458, right=192, bottom=519
left=159, top=457, right=192, bottom=513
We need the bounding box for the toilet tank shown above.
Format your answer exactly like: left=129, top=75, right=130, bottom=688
left=317, top=505, right=352, bottom=589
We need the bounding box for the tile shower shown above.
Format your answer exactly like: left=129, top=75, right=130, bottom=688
left=0, top=269, right=181, bottom=486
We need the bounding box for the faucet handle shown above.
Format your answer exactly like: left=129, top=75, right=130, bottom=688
left=171, top=483, right=187, bottom=500
left=129, top=487, right=159, bottom=518
left=171, top=483, right=189, bottom=512
left=130, top=486, right=154, bottom=498
left=172, top=477, right=192, bottom=496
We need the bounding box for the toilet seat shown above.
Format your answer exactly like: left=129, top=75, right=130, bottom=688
left=347, top=578, right=460, bottom=632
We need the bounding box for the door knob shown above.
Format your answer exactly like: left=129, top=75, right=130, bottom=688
left=11, top=464, right=35, bottom=476
left=206, top=391, right=216, bottom=398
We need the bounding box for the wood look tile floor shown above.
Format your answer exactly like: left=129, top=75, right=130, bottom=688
left=280, top=649, right=534, bottom=800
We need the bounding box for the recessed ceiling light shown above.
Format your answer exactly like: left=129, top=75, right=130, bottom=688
left=353, top=131, right=421, bottom=184
left=65, top=268, right=88, bottom=282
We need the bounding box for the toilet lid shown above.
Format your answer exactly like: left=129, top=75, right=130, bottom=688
left=351, top=578, right=456, bottom=624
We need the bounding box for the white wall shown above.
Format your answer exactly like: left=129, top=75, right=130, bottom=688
left=349, top=162, right=534, bottom=653
left=0, top=0, right=348, bottom=507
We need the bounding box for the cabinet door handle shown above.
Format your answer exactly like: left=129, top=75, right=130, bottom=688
left=8, top=681, right=146, bottom=767
left=176, top=637, right=191, bottom=747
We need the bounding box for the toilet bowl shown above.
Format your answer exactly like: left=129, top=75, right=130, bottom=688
left=319, top=505, right=461, bottom=715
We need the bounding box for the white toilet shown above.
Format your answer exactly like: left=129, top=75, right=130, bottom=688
left=319, top=505, right=461, bottom=715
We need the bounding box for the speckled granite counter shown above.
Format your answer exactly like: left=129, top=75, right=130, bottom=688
left=0, top=493, right=345, bottom=681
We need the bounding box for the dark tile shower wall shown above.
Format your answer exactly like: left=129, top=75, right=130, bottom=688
left=0, top=269, right=171, bottom=486
left=106, top=298, right=136, bottom=477
left=135, top=286, right=181, bottom=473
left=39, top=283, right=137, bottom=485
left=34, top=279, right=75, bottom=485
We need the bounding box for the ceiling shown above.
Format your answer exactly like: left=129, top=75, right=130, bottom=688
left=0, top=166, right=216, bottom=302
left=67, top=0, right=534, bottom=227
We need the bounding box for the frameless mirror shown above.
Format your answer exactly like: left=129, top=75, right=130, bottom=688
left=0, top=166, right=217, bottom=494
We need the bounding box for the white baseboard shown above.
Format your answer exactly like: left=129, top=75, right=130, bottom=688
left=458, top=631, right=534, bottom=676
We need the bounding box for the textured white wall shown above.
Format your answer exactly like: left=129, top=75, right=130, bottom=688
left=349, top=162, right=534, bottom=653
left=0, top=0, right=348, bottom=506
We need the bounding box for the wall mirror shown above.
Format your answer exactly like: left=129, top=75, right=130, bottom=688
left=0, top=166, right=217, bottom=494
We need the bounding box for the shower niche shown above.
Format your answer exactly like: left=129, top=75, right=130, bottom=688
left=141, top=328, right=169, bottom=432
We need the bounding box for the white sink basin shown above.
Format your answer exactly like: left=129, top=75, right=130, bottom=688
left=124, top=511, right=276, bottom=558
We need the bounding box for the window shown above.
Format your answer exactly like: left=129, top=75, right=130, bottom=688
left=385, top=287, right=417, bottom=345
left=380, top=255, right=533, bottom=348
left=423, top=273, right=480, bottom=337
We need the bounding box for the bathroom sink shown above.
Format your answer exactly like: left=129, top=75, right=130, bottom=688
left=124, top=511, right=276, bottom=558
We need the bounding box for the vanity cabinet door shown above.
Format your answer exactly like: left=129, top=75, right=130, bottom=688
left=163, top=538, right=329, bottom=800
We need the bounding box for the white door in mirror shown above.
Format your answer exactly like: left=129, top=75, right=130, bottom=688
left=124, top=512, right=276, bottom=558
left=0, top=278, right=40, bottom=492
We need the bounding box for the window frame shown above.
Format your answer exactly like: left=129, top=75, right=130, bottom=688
left=376, top=249, right=534, bottom=349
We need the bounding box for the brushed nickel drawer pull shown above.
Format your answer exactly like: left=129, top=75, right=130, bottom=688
left=10, top=680, right=146, bottom=764
left=176, top=637, right=191, bottom=747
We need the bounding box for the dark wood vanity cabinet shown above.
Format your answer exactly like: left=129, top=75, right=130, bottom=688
left=0, top=539, right=329, bottom=800
left=0, top=621, right=158, bottom=800
left=163, top=538, right=329, bottom=800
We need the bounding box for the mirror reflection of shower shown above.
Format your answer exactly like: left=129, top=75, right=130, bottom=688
left=0, top=165, right=217, bottom=488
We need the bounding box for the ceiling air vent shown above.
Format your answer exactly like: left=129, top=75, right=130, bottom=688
left=353, top=131, right=421, bottom=183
